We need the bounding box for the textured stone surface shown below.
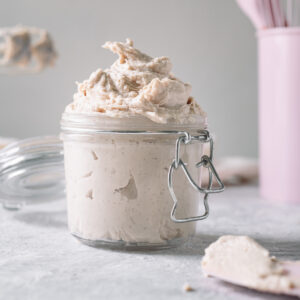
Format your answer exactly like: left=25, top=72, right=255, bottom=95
left=0, top=185, right=299, bottom=300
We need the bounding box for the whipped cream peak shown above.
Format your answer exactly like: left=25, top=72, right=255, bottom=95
left=66, top=39, right=206, bottom=124
left=103, top=39, right=172, bottom=75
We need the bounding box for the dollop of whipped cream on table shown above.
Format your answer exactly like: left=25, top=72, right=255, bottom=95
left=66, top=39, right=205, bottom=123
left=202, top=235, right=300, bottom=297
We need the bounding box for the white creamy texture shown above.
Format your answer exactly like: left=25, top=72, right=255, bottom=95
left=202, top=235, right=300, bottom=296
left=63, top=133, right=202, bottom=244
left=0, top=25, right=57, bottom=71
left=66, top=39, right=205, bottom=124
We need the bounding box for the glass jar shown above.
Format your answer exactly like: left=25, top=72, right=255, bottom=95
left=60, top=112, right=224, bottom=249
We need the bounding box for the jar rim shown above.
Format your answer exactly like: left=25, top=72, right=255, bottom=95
left=60, top=112, right=207, bottom=133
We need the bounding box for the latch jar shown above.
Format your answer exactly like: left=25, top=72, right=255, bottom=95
left=60, top=112, right=224, bottom=249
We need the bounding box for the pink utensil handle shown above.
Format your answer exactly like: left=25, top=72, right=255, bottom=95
left=257, top=28, right=300, bottom=204
left=270, top=0, right=285, bottom=27
left=236, top=0, right=267, bottom=29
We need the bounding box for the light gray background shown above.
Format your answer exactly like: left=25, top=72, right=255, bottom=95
left=0, top=0, right=257, bottom=157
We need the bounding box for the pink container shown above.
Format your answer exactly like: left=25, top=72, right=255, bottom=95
left=257, top=28, right=300, bottom=204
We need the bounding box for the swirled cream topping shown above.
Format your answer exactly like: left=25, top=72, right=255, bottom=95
left=66, top=39, right=205, bottom=123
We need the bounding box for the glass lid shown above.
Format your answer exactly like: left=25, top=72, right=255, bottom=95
left=0, top=136, right=65, bottom=210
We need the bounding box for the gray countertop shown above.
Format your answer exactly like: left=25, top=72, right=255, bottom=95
left=1, top=186, right=299, bottom=300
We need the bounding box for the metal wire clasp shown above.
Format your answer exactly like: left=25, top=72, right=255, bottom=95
left=168, top=130, right=224, bottom=223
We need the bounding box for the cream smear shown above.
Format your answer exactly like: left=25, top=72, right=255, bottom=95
left=66, top=39, right=205, bottom=124
left=202, top=236, right=300, bottom=296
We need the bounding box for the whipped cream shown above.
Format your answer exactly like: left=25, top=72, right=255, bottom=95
left=66, top=39, right=205, bottom=123
left=0, top=25, right=57, bottom=71
left=63, top=130, right=202, bottom=245
left=202, top=236, right=300, bottom=296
